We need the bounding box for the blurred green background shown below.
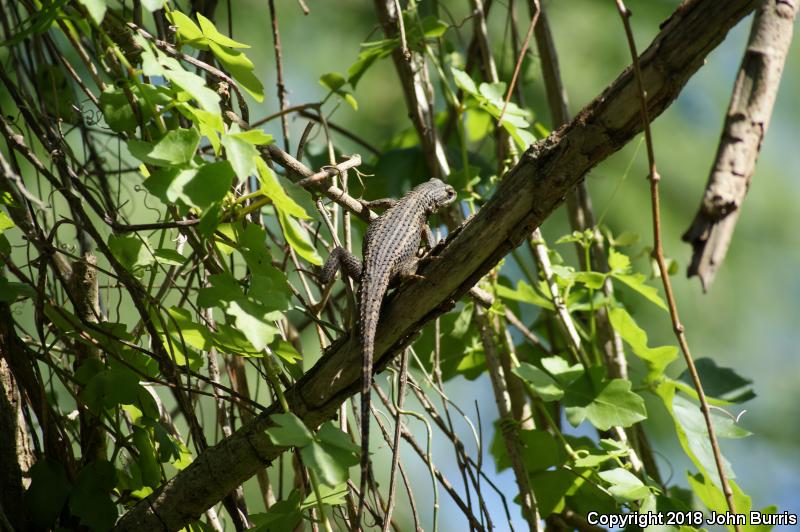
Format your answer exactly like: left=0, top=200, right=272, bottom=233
left=206, top=0, right=799, bottom=528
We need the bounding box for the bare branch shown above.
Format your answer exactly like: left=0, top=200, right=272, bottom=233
left=683, top=0, right=798, bottom=290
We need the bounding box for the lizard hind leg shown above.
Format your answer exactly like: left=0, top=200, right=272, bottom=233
left=320, top=246, right=363, bottom=285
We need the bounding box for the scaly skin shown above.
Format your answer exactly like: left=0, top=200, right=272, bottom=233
left=320, top=178, right=456, bottom=528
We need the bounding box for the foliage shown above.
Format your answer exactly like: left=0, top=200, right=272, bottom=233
left=0, top=1, right=784, bottom=531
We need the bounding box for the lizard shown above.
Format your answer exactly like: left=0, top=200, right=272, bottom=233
left=319, top=177, right=456, bottom=527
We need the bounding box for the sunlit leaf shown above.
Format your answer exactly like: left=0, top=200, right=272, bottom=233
left=495, top=279, right=554, bottom=310
left=256, top=158, right=309, bottom=219
left=609, top=307, right=677, bottom=379
left=612, top=271, right=668, bottom=311
left=78, top=0, right=106, bottom=24
left=598, top=468, right=651, bottom=503
left=221, top=131, right=258, bottom=181
left=197, top=13, right=250, bottom=48
left=128, top=128, right=200, bottom=166
left=514, top=363, right=564, bottom=401
left=277, top=210, right=322, bottom=266
left=564, top=368, right=647, bottom=430
left=207, top=41, right=264, bottom=101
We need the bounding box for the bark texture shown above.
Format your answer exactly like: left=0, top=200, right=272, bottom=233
left=683, top=0, right=797, bottom=290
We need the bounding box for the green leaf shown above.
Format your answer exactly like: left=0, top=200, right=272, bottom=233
left=128, top=128, right=200, bottom=166
left=540, top=356, right=584, bottom=386
left=273, top=340, right=302, bottom=364
left=320, top=72, right=347, bottom=92
left=451, top=301, right=473, bottom=338
left=612, top=271, right=668, bottom=311
left=153, top=248, right=186, bottom=266
left=656, top=381, right=750, bottom=488
left=608, top=248, right=632, bottom=273
left=300, top=441, right=350, bottom=487
left=479, top=81, right=505, bottom=103
left=530, top=468, right=576, bottom=517
left=609, top=307, right=677, bottom=378
left=305, top=422, right=360, bottom=486
left=197, top=13, right=250, bottom=48
left=231, top=129, right=274, bottom=146
left=79, top=367, right=141, bottom=413
left=513, top=363, right=564, bottom=401
left=207, top=41, right=264, bottom=101
left=678, top=358, right=755, bottom=404
left=300, top=483, right=349, bottom=510
left=266, top=413, right=314, bottom=447
left=170, top=11, right=205, bottom=44
left=144, top=161, right=234, bottom=210
left=347, top=39, right=397, bottom=88
left=257, top=158, right=309, bottom=219
left=464, top=108, right=493, bottom=142
left=221, top=131, right=259, bottom=181
left=69, top=461, right=118, bottom=531
left=78, top=0, right=106, bottom=24
left=99, top=84, right=172, bottom=133
left=250, top=273, right=292, bottom=314
left=132, top=426, right=161, bottom=488
left=24, top=460, right=71, bottom=529
left=564, top=368, right=647, bottom=430
left=212, top=323, right=263, bottom=357
left=0, top=276, right=36, bottom=302
left=495, top=279, right=554, bottom=310
left=163, top=306, right=212, bottom=351
left=420, top=16, right=448, bottom=38
left=99, top=87, right=136, bottom=133
left=108, top=234, right=154, bottom=271
left=146, top=50, right=220, bottom=113
left=141, top=0, right=163, bottom=11
left=687, top=472, right=753, bottom=520
left=236, top=223, right=276, bottom=274
left=672, top=392, right=749, bottom=469
left=196, top=260, right=284, bottom=352
left=226, top=300, right=281, bottom=350
left=491, top=427, right=563, bottom=473
left=250, top=491, right=303, bottom=532
left=451, top=67, right=478, bottom=95
left=598, top=467, right=651, bottom=503
left=574, top=271, right=606, bottom=290
left=278, top=210, right=322, bottom=266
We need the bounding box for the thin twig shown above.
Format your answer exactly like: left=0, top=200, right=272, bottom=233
left=497, top=0, right=539, bottom=124
left=614, top=1, right=740, bottom=527
left=268, top=0, right=291, bottom=151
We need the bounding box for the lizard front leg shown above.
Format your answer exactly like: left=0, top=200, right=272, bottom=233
left=359, top=197, right=398, bottom=212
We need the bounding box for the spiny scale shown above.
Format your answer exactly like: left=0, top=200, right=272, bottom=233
left=320, top=178, right=456, bottom=526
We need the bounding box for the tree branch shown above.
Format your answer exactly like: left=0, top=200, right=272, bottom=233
left=683, top=0, right=797, bottom=290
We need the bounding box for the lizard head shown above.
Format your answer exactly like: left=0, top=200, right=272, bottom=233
left=420, top=178, right=457, bottom=213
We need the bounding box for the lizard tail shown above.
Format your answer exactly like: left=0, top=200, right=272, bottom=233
left=355, top=274, right=389, bottom=529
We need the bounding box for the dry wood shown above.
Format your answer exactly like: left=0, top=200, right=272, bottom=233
left=683, top=0, right=798, bottom=290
